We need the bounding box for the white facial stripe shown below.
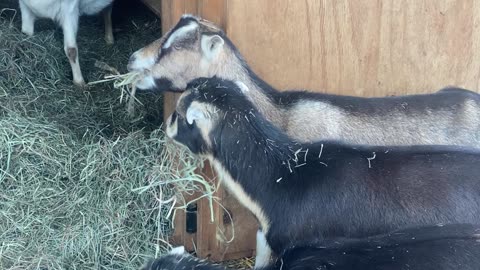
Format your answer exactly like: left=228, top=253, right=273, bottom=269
left=181, top=14, right=198, bottom=20
left=163, top=23, right=198, bottom=49
left=166, top=114, right=178, bottom=139
left=210, top=159, right=270, bottom=233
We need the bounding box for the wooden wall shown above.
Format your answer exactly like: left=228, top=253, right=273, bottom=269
left=141, top=0, right=480, bottom=261
left=226, top=0, right=480, bottom=96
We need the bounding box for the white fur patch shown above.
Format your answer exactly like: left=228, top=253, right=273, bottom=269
left=169, top=246, right=186, bottom=255
left=185, top=101, right=215, bottom=148
left=235, top=81, right=250, bottom=93
left=181, top=14, right=198, bottom=20
left=163, top=23, right=198, bottom=49
left=186, top=104, right=207, bottom=125
left=166, top=114, right=177, bottom=139
left=210, top=159, right=270, bottom=233
left=255, top=230, right=273, bottom=268
left=135, top=74, right=156, bottom=91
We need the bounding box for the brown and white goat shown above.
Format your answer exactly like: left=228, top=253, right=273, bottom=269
left=128, top=14, right=480, bottom=147
left=19, top=0, right=115, bottom=87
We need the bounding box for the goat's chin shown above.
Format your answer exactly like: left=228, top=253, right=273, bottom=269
left=135, top=76, right=157, bottom=91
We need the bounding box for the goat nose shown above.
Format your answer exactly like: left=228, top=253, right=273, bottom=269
left=127, top=54, right=136, bottom=71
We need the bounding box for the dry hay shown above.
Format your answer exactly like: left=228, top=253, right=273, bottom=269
left=0, top=5, right=216, bottom=270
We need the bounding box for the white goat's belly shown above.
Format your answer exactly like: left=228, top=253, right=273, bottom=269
left=20, top=0, right=113, bottom=19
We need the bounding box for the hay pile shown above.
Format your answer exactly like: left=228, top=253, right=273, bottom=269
left=0, top=5, right=212, bottom=270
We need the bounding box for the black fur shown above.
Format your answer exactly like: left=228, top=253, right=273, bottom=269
left=273, top=87, right=479, bottom=115
left=142, top=225, right=480, bottom=270
left=153, top=77, right=183, bottom=93
left=170, top=77, right=480, bottom=255
left=217, top=32, right=480, bottom=116
left=141, top=253, right=227, bottom=270
left=261, top=224, right=480, bottom=270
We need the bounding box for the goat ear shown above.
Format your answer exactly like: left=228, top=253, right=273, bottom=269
left=169, top=246, right=186, bottom=255
left=201, top=35, right=224, bottom=60
left=186, top=105, right=207, bottom=125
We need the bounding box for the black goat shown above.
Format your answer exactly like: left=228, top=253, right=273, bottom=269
left=143, top=225, right=480, bottom=270
left=166, top=77, right=480, bottom=265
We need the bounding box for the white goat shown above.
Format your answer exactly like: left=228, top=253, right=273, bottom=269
left=19, top=0, right=115, bottom=87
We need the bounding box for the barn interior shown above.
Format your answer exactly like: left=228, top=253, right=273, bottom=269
left=2, top=0, right=480, bottom=269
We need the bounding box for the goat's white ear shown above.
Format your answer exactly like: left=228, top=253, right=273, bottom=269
left=169, top=246, right=186, bottom=255
left=186, top=106, right=207, bottom=125
left=201, top=35, right=224, bottom=60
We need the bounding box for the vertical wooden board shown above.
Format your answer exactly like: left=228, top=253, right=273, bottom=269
left=210, top=188, right=258, bottom=261
left=225, top=0, right=480, bottom=96
left=156, top=0, right=201, bottom=252
left=198, top=0, right=227, bottom=28
left=141, top=0, right=162, bottom=17
left=153, top=0, right=257, bottom=261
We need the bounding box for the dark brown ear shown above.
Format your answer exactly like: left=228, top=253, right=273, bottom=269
left=200, top=34, right=224, bottom=60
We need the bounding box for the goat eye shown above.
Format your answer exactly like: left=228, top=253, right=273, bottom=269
left=173, top=44, right=181, bottom=50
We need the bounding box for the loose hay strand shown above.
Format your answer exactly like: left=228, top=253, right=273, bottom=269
left=89, top=61, right=143, bottom=116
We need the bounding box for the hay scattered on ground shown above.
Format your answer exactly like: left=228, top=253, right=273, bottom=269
left=0, top=4, right=215, bottom=270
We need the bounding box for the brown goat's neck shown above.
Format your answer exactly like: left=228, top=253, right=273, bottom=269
left=212, top=53, right=285, bottom=129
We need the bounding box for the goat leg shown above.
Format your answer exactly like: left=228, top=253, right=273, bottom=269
left=19, top=0, right=35, bottom=36
left=62, top=15, right=85, bottom=87
left=103, top=5, right=114, bottom=45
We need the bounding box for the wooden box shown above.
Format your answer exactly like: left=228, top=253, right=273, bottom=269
left=141, top=0, right=480, bottom=262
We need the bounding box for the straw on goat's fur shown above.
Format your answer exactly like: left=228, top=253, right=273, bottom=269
left=0, top=6, right=220, bottom=270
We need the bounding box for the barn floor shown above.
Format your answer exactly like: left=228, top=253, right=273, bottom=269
left=0, top=0, right=164, bottom=137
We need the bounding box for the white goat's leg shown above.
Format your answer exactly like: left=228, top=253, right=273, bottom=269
left=19, top=0, right=36, bottom=36
left=103, top=5, right=114, bottom=45
left=62, top=15, right=85, bottom=87
left=254, top=230, right=273, bottom=269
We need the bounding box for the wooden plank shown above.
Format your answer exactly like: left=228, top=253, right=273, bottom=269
left=153, top=0, right=201, bottom=253
left=144, top=0, right=256, bottom=261
left=140, top=0, right=161, bottom=17
left=146, top=0, right=480, bottom=262
left=226, top=0, right=480, bottom=96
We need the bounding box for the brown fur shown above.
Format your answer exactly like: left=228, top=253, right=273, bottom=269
left=131, top=15, right=480, bottom=147
left=67, top=47, right=77, bottom=64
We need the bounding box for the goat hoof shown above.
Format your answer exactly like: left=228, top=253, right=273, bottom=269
left=105, top=35, right=114, bottom=45
left=73, top=80, right=87, bottom=90
left=22, top=29, right=34, bottom=36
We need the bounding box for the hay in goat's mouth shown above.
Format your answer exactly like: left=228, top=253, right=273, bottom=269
left=88, top=61, right=143, bottom=116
